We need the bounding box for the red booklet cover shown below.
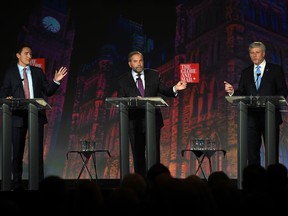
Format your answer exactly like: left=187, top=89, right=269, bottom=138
left=30, top=58, right=46, bottom=73
left=180, top=63, right=199, bottom=83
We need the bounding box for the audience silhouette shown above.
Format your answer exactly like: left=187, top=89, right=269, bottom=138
left=1, top=162, right=287, bottom=214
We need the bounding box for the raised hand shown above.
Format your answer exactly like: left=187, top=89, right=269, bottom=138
left=54, top=66, right=68, bottom=82
left=224, top=81, right=234, bottom=94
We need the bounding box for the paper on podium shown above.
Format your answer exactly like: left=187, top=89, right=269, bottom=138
left=105, top=97, right=168, bottom=108
left=137, top=97, right=168, bottom=106
left=35, top=98, right=48, bottom=107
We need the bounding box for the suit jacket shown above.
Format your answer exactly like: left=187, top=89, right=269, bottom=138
left=0, top=65, right=60, bottom=127
left=118, top=69, right=176, bottom=129
left=234, top=62, right=288, bottom=125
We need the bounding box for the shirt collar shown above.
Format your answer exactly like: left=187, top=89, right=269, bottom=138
left=132, top=70, right=143, bottom=79
left=18, top=64, right=30, bottom=72
left=254, top=60, right=266, bottom=71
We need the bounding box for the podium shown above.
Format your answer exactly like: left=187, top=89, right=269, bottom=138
left=0, top=98, right=51, bottom=191
left=105, top=97, right=168, bottom=180
left=225, top=96, right=288, bottom=189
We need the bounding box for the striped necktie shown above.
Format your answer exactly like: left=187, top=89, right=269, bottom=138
left=23, top=68, right=30, bottom=99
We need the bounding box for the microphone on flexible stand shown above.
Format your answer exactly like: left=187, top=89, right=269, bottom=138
left=10, top=78, right=24, bottom=108
left=255, top=73, right=261, bottom=84
left=11, top=78, right=24, bottom=97
left=144, top=68, right=158, bottom=72
left=255, top=73, right=261, bottom=89
left=254, top=73, right=261, bottom=105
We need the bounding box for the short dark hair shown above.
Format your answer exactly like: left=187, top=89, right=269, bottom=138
left=15, top=43, right=32, bottom=54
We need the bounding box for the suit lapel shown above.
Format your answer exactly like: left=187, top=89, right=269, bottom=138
left=127, top=73, right=139, bottom=96
left=30, top=67, right=36, bottom=93
left=143, top=71, right=150, bottom=96
left=11, top=66, right=24, bottom=97
left=258, top=65, right=269, bottom=91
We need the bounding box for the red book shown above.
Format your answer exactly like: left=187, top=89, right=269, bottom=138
left=180, top=63, right=199, bottom=83
left=30, top=58, right=46, bottom=73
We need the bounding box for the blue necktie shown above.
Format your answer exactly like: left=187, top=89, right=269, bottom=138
left=255, top=65, right=261, bottom=90
left=137, top=74, right=144, bottom=97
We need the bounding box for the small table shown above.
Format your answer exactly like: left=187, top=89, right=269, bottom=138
left=181, top=149, right=226, bottom=179
left=66, top=149, right=111, bottom=182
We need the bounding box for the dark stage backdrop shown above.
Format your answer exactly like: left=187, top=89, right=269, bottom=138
left=1, top=0, right=288, bottom=181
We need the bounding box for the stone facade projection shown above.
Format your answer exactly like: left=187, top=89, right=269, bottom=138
left=10, top=0, right=288, bottom=180
left=173, top=0, right=288, bottom=178
left=64, top=0, right=288, bottom=180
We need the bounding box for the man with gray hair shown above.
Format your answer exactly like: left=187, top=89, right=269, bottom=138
left=224, top=41, right=288, bottom=165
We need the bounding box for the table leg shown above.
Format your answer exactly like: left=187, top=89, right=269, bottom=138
left=195, top=156, right=208, bottom=179
left=91, top=153, right=98, bottom=180
left=76, top=153, right=94, bottom=182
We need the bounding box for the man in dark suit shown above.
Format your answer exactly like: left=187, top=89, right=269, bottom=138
left=0, top=43, right=68, bottom=190
left=224, top=41, right=288, bottom=165
left=118, top=51, right=187, bottom=176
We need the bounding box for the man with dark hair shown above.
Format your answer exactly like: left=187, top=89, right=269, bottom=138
left=0, top=43, right=68, bottom=190
left=118, top=51, right=187, bottom=176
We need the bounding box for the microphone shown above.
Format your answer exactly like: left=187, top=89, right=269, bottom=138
left=11, top=78, right=24, bottom=97
left=255, top=73, right=261, bottom=84
left=144, top=68, right=158, bottom=72
left=135, top=74, right=141, bottom=83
